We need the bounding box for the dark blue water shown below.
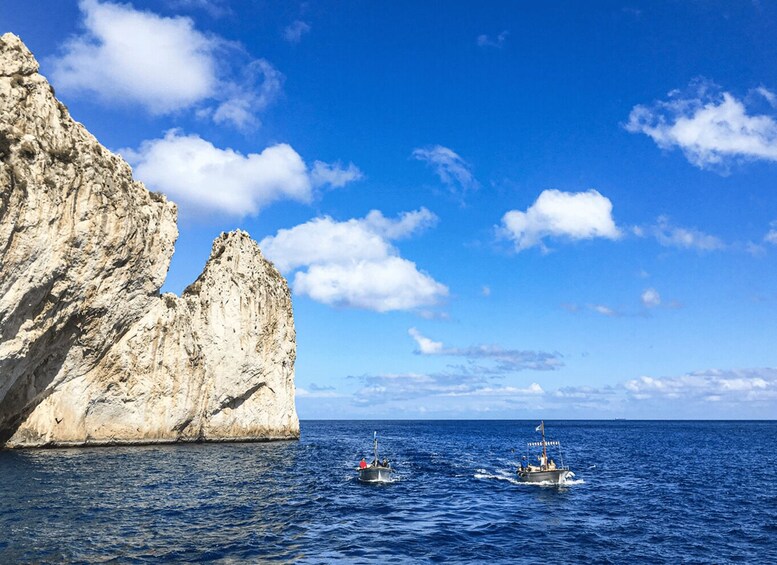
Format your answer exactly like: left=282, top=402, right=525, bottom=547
left=1, top=421, right=776, bottom=563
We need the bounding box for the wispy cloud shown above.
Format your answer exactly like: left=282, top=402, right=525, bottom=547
left=50, top=0, right=279, bottom=128
left=259, top=210, right=447, bottom=312
left=408, top=328, right=563, bottom=372
left=412, top=145, right=479, bottom=199
left=476, top=31, right=509, bottom=48
left=167, top=0, right=231, bottom=17
left=343, top=366, right=777, bottom=415
left=590, top=304, right=620, bottom=317
left=636, top=215, right=725, bottom=251
left=283, top=20, right=311, bottom=43
left=765, top=221, right=777, bottom=245
left=500, top=189, right=621, bottom=252
left=310, top=161, right=364, bottom=188
left=626, top=79, right=777, bottom=171
left=351, top=371, right=544, bottom=406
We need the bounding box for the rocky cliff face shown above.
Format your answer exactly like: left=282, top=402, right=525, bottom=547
left=0, top=34, right=298, bottom=447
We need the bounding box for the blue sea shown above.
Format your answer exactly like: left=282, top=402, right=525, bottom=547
left=1, top=420, right=776, bottom=563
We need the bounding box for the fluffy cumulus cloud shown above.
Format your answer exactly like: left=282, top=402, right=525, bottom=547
left=408, top=329, right=563, bottom=372
left=637, top=216, right=725, bottom=251
left=626, top=80, right=777, bottom=170
left=122, top=130, right=360, bottom=216
left=259, top=209, right=447, bottom=312
left=412, top=145, right=479, bottom=198
left=51, top=0, right=280, bottom=128
left=500, top=189, right=621, bottom=252
left=283, top=20, right=311, bottom=43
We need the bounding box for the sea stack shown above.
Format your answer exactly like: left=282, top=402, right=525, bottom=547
left=0, top=34, right=299, bottom=447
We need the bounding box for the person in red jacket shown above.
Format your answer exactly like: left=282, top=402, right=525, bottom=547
left=359, top=458, right=367, bottom=469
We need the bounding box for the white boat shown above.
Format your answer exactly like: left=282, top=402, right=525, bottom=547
left=357, top=431, right=394, bottom=483
left=516, top=421, right=573, bottom=484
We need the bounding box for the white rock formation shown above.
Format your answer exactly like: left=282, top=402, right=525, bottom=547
left=0, top=34, right=298, bottom=447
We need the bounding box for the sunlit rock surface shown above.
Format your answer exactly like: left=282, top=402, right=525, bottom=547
left=0, top=34, right=298, bottom=447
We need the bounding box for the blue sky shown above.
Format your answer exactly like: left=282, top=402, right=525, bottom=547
left=3, top=0, right=777, bottom=419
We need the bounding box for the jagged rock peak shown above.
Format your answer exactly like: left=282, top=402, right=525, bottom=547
left=0, top=34, right=38, bottom=76
left=0, top=35, right=298, bottom=448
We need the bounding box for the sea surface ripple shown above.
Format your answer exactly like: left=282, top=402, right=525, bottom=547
left=1, top=420, right=776, bottom=563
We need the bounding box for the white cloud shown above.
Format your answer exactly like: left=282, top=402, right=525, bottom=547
left=259, top=210, right=447, bottom=312
left=296, top=386, right=341, bottom=399
left=283, top=20, right=311, bottom=43
left=209, top=59, right=283, bottom=129
left=258, top=216, right=392, bottom=272
left=646, top=216, right=725, bottom=251
left=362, top=208, right=438, bottom=240
left=591, top=304, right=618, bottom=317
left=167, top=0, right=230, bottom=17
left=51, top=0, right=280, bottom=128
left=408, top=328, right=444, bottom=354
left=407, top=329, right=563, bottom=371
left=310, top=161, right=364, bottom=188
left=412, top=145, right=479, bottom=197
left=626, top=80, right=777, bottom=170
left=122, top=130, right=360, bottom=216
left=641, top=288, right=661, bottom=308
left=765, top=221, right=777, bottom=245
left=476, top=31, right=509, bottom=48
left=500, top=189, right=621, bottom=252
left=123, top=131, right=307, bottom=216
left=756, top=86, right=777, bottom=108
left=295, top=258, right=447, bottom=312
left=624, top=368, right=777, bottom=403
left=352, top=372, right=544, bottom=406
left=258, top=209, right=436, bottom=272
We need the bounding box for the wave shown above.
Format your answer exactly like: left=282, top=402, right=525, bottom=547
left=474, top=468, right=585, bottom=487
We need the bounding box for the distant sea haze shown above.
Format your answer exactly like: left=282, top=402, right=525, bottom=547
left=2, top=420, right=775, bottom=562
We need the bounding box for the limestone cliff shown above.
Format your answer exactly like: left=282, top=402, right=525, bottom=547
left=0, top=34, right=299, bottom=447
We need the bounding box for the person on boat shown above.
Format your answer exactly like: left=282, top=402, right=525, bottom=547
left=359, top=458, right=367, bottom=469
left=548, top=459, right=557, bottom=470
left=539, top=453, right=547, bottom=470
left=382, top=458, right=389, bottom=468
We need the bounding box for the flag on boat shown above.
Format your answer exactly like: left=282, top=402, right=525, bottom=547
left=535, top=422, right=544, bottom=432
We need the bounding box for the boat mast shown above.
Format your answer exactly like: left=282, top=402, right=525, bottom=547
left=374, top=431, right=378, bottom=464
left=541, top=421, right=547, bottom=465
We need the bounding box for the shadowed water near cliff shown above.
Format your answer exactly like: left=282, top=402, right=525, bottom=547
left=1, top=420, right=776, bottom=563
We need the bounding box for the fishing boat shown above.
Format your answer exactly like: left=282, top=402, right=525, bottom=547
left=516, top=421, right=573, bottom=484
left=357, top=431, right=394, bottom=483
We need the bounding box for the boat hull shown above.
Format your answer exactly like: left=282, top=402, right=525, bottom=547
left=358, top=466, right=394, bottom=483
left=517, top=469, right=571, bottom=484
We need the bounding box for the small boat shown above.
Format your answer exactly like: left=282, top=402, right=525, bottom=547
left=516, top=421, right=573, bottom=484
left=357, top=431, right=394, bottom=483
